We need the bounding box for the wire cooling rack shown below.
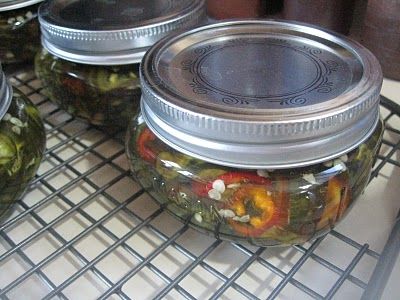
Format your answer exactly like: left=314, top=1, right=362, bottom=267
left=0, top=67, right=399, bottom=300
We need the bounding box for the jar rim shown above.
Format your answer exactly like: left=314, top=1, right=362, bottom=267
left=140, top=20, right=383, bottom=168
left=38, top=0, right=206, bottom=65
left=0, top=0, right=43, bottom=12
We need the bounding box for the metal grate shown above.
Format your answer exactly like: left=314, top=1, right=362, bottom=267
left=0, top=68, right=399, bottom=300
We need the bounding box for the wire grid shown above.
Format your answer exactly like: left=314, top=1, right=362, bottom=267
left=0, top=68, right=398, bottom=300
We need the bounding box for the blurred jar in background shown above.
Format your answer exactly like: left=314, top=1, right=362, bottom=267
left=0, top=0, right=43, bottom=64
left=207, top=0, right=264, bottom=19
left=361, top=0, right=400, bottom=80
left=282, top=0, right=355, bottom=34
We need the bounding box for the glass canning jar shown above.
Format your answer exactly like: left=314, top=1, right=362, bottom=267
left=0, top=67, right=46, bottom=220
left=126, top=20, right=384, bottom=246
left=0, top=0, right=43, bottom=64
left=35, top=0, right=206, bottom=131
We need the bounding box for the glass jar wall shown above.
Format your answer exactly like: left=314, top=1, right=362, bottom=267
left=35, top=0, right=205, bottom=131
left=0, top=87, right=46, bottom=220
left=0, top=1, right=42, bottom=64
left=127, top=20, right=383, bottom=246
left=35, top=49, right=141, bottom=130
left=126, top=116, right=383, bottom=246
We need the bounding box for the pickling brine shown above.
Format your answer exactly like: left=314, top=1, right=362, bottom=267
left=126, top=20, right=384, bottom=246
left=127, top=117, right=383, bottom=246
left=0, top=1, right=43, bottom=64
left=0, top=80, right=46, bottom=220
left=35, top=0, right=206, bottom=130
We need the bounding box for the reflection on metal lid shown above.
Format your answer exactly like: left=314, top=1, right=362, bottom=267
left=39, top=0, right=206, bottom=65
left=140, top=20, right=383, bottom=168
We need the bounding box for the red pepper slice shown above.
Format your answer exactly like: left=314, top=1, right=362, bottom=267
left=227, top=179, right=288, bottom=237
left=136, top=127, right=157, bottom=163
left=192, top=171, right=271, bottom=197
left=316, top=174, right=351, bottom=230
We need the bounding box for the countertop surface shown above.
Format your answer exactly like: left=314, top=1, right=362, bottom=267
left=0, top=70, right=399, bottom=300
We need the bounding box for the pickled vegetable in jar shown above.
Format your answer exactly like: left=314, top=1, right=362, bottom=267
left=35, top=0, right=206, bottom=131
left=0, top=67, right=46, bottom=220
left=0, top=0, right=43, bottom=64
left=126, top=20, right=384, bottom=246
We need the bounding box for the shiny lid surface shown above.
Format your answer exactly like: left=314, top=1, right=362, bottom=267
left=0, top=66, right=13, bottom=122
left=39, top=0, right=206, bottom=65
left=0, top=0, right=42, bottom=12
left=140, top=20, right=383, bottom=169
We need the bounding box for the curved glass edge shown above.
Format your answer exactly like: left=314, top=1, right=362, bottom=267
left=35, top=49, right=142, bottom=131
left=0, top=87, right=46, bottom=221
left=126, top=114, right=384, bottom=246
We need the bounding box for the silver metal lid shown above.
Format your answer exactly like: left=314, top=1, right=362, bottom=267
left=140, top=20, right=383, bottom=169
left=39, top=0, right=206, bottom=65
left=0, top=0, right=42, bottom=12
left=0, top=66, right=13, bottom=122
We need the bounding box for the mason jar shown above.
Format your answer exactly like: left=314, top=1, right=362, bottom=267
left=126, top=20, right=384, bottom=246
left=0, top=66, right=46, bottom=220
left=0, top=0, right=43, bottom=64
left=35, top=0, right=206, bottom=131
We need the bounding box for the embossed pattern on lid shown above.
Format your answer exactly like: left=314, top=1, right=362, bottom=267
left=39, top=0, right=206, bottom=65
left=140, top=20, right=383, bottom=169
